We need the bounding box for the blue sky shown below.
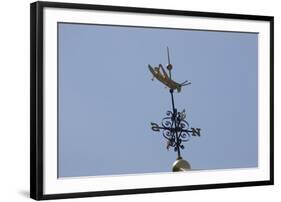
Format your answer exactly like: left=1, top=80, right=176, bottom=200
left=58, top=23, right=258, bottom=177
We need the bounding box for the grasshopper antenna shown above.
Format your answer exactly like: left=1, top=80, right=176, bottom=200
left=181, top=80, right=192, bottom=86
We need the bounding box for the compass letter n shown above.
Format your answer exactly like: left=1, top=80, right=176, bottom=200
left=191, top=128, right=201, bottom=136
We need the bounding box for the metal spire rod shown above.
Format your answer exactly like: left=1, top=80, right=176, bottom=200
left=167, top=47, right=172, bottom=79
left=167, top=47, right=171, bottom=65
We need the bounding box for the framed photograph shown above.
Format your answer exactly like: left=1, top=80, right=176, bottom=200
left=30, top=1, right=274, bottom=200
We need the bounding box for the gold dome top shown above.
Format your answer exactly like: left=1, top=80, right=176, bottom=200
left=172, top=158, right=191, bottom=172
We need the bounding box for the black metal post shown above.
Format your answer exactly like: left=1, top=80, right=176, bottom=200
left=169, top=89, right=181, bottom=159
left=170, top=89, right=175, bottom=112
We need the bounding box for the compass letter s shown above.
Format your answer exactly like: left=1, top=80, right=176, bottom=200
left=151, top=122, right=160, bottom=132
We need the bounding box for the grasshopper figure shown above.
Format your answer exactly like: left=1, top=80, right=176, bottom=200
left=148, top=64, right=190, bottom=92
left=148, top=47, right=191, bottom=93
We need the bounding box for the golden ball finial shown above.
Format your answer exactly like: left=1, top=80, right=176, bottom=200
left=167, top=64, right=173, bottom=70
left=172, top=158, right=191, bottom=172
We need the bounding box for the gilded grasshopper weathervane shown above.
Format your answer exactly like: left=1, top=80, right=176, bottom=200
left=148, top=47, right=191, bottom=92
left=148, top=47, right=201, bottom=167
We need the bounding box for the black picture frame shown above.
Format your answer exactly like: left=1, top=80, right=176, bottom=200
left=30, top=1, right=274, bottom=200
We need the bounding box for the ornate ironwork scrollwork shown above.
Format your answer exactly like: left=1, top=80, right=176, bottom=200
left=157, top=109, right=192, bottom=154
